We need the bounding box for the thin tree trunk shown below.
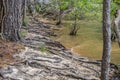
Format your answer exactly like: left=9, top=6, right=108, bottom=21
left=22, top=0, right=27, bottom=26
left=113, top=9, right=120, bottom=46
left=70, top=14, right=77, bottom=35
left=58, top=9, right=62, bottom=24
left=1, top=0, right=22, bottom=41
left=69, top=10, right=80, bottom=36
left=101, top=0, right=111, bottom=80
left=56, top=0, right=62, bottom=25
left=0, top=0, right=4, bottom=33
left=56, top=9, right=62, bottom=25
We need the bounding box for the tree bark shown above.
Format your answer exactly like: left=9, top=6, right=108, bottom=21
left=0, top=0, right=4, bottom=33
left=101, top=0, right=111, bottom=80
left=1, top=0, right=22, bottom=41
left=22, top=0, right=27, bottom=26
left=69, top=12, right=80, bottom=36
left=70, top=14, right=77, bottom=35
left=56, top=0, right=63, bottom=25
left=56, top=9, right=62, bottom=25
left=113, top=9, right=120, bottom=46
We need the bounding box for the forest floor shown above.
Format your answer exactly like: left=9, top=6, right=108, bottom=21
left=0, top=17, right=119, bottom=80
left=0, top=39, right=24, bottom=69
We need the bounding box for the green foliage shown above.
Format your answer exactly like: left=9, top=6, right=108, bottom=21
left=50, top=0, right=69, bottom=10
left=35, top=3, right=41, bottom=13
left=111, top=3, right=118, bottom=15
left=113, top=0, right=120, bottom=4
left=41, top=0, right=103, bottom=20
left=111, top=0, right=120, bottom=17
left=66, top=0, right=102, bottom=20
left=60, top=1, right=69, bottom=10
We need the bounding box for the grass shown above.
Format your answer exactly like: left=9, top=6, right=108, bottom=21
left=39, top=44, right=49, bottom=54
left=52, top=20, right=120, bottom=65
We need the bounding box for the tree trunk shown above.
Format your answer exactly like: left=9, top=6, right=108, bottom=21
left=70, top=14, right=77, bottom=35
left=56, top=0, right=63, bottom=25
left=22, top=0, right=27, bottom=26
left=0, top=0, right=4, bottom=33
left=113, top=9, right=120, bottom=47
left=69, top=13, right=80, bottom=36
left=1, top=0, right=22, bottom=41
left=56, top=9, right=62, bottom=25
left=101, top=0, right=111, bottom=80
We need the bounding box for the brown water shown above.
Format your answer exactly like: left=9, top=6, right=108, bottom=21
left=52, top=20, right=120, bottom=65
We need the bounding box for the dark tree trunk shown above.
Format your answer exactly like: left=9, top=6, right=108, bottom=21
left=70, top=14, right=77, bottom=35
left=101, top=0, right=111, bottom=80
left=69, top=14, right=80, bottom=36
left=56, top=9, right=62, bottom=25
left=0, top=0, right=4, bottom=33
left=56, top=0, right=63, bottom=25
left=22, top=0, right=27, bottom=26
left=1, top=0, right=22, bottom=41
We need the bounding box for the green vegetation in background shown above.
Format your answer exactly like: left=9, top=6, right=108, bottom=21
left=35, top=3, right=41, bottom=13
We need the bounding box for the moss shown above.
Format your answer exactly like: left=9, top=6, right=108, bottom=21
left=19, top=31, right=27, bottom=37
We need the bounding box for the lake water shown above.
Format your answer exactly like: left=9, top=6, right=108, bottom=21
left=52, top=20, right=120, bottom=65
